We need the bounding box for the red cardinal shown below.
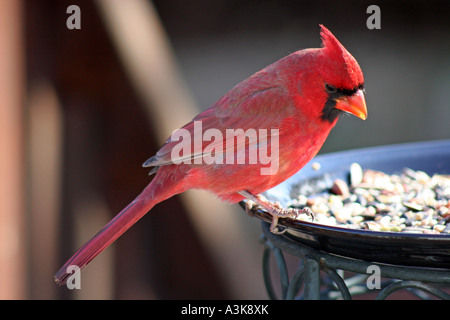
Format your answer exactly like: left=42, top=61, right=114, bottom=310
left=55, top=25, right=367, bottom=285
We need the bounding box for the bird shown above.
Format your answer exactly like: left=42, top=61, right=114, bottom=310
left=54, top=25, right=367, bottom=285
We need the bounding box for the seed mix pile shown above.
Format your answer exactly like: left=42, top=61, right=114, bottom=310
left=290, top=163, right=450, bottom=234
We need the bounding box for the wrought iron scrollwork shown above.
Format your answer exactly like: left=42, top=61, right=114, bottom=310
left=260, top=222, right=450, bottom=300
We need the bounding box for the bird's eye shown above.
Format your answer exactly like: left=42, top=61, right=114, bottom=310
left=325, top=83, right=337, bottom=94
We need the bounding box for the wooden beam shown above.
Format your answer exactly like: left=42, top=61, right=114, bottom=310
left=0, top=0, right=26, bottom=299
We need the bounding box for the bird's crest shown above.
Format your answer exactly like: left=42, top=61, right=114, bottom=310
left=320, top=24, right=347, bottom=57
left=319, top=24, right=363, bottom=88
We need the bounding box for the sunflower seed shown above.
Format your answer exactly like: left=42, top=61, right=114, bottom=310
left=350, top=162, right=363, bottom=187
left=331, top=179, right=350, bottom=197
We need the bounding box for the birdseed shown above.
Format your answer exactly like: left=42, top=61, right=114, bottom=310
left=289, top=163, right=450, bottom=234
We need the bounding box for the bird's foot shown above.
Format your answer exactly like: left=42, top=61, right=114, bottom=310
left=266, top=206, right=314, bottom=234
left=239, top=190, right=314, bottom=234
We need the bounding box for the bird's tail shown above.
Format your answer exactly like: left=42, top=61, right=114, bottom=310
left=54, top=173, right=183, bottom=286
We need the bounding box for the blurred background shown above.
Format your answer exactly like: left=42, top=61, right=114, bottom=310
left=0, top=0, right=448, bottom=299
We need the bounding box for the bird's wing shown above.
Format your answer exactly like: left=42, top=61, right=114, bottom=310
left=143, top=85, right=290, bottom=173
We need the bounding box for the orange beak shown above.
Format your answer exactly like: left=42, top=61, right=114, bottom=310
left=334, top=89, right=367, bottom=120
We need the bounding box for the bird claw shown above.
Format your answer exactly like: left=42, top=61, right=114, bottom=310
left=239, top=190, right=314, bottom=235
left=270, top=217, right=286, bottom=234
left=298, top=207, right=315, bottom=222
left=268, top=207, right=314, bottom=234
